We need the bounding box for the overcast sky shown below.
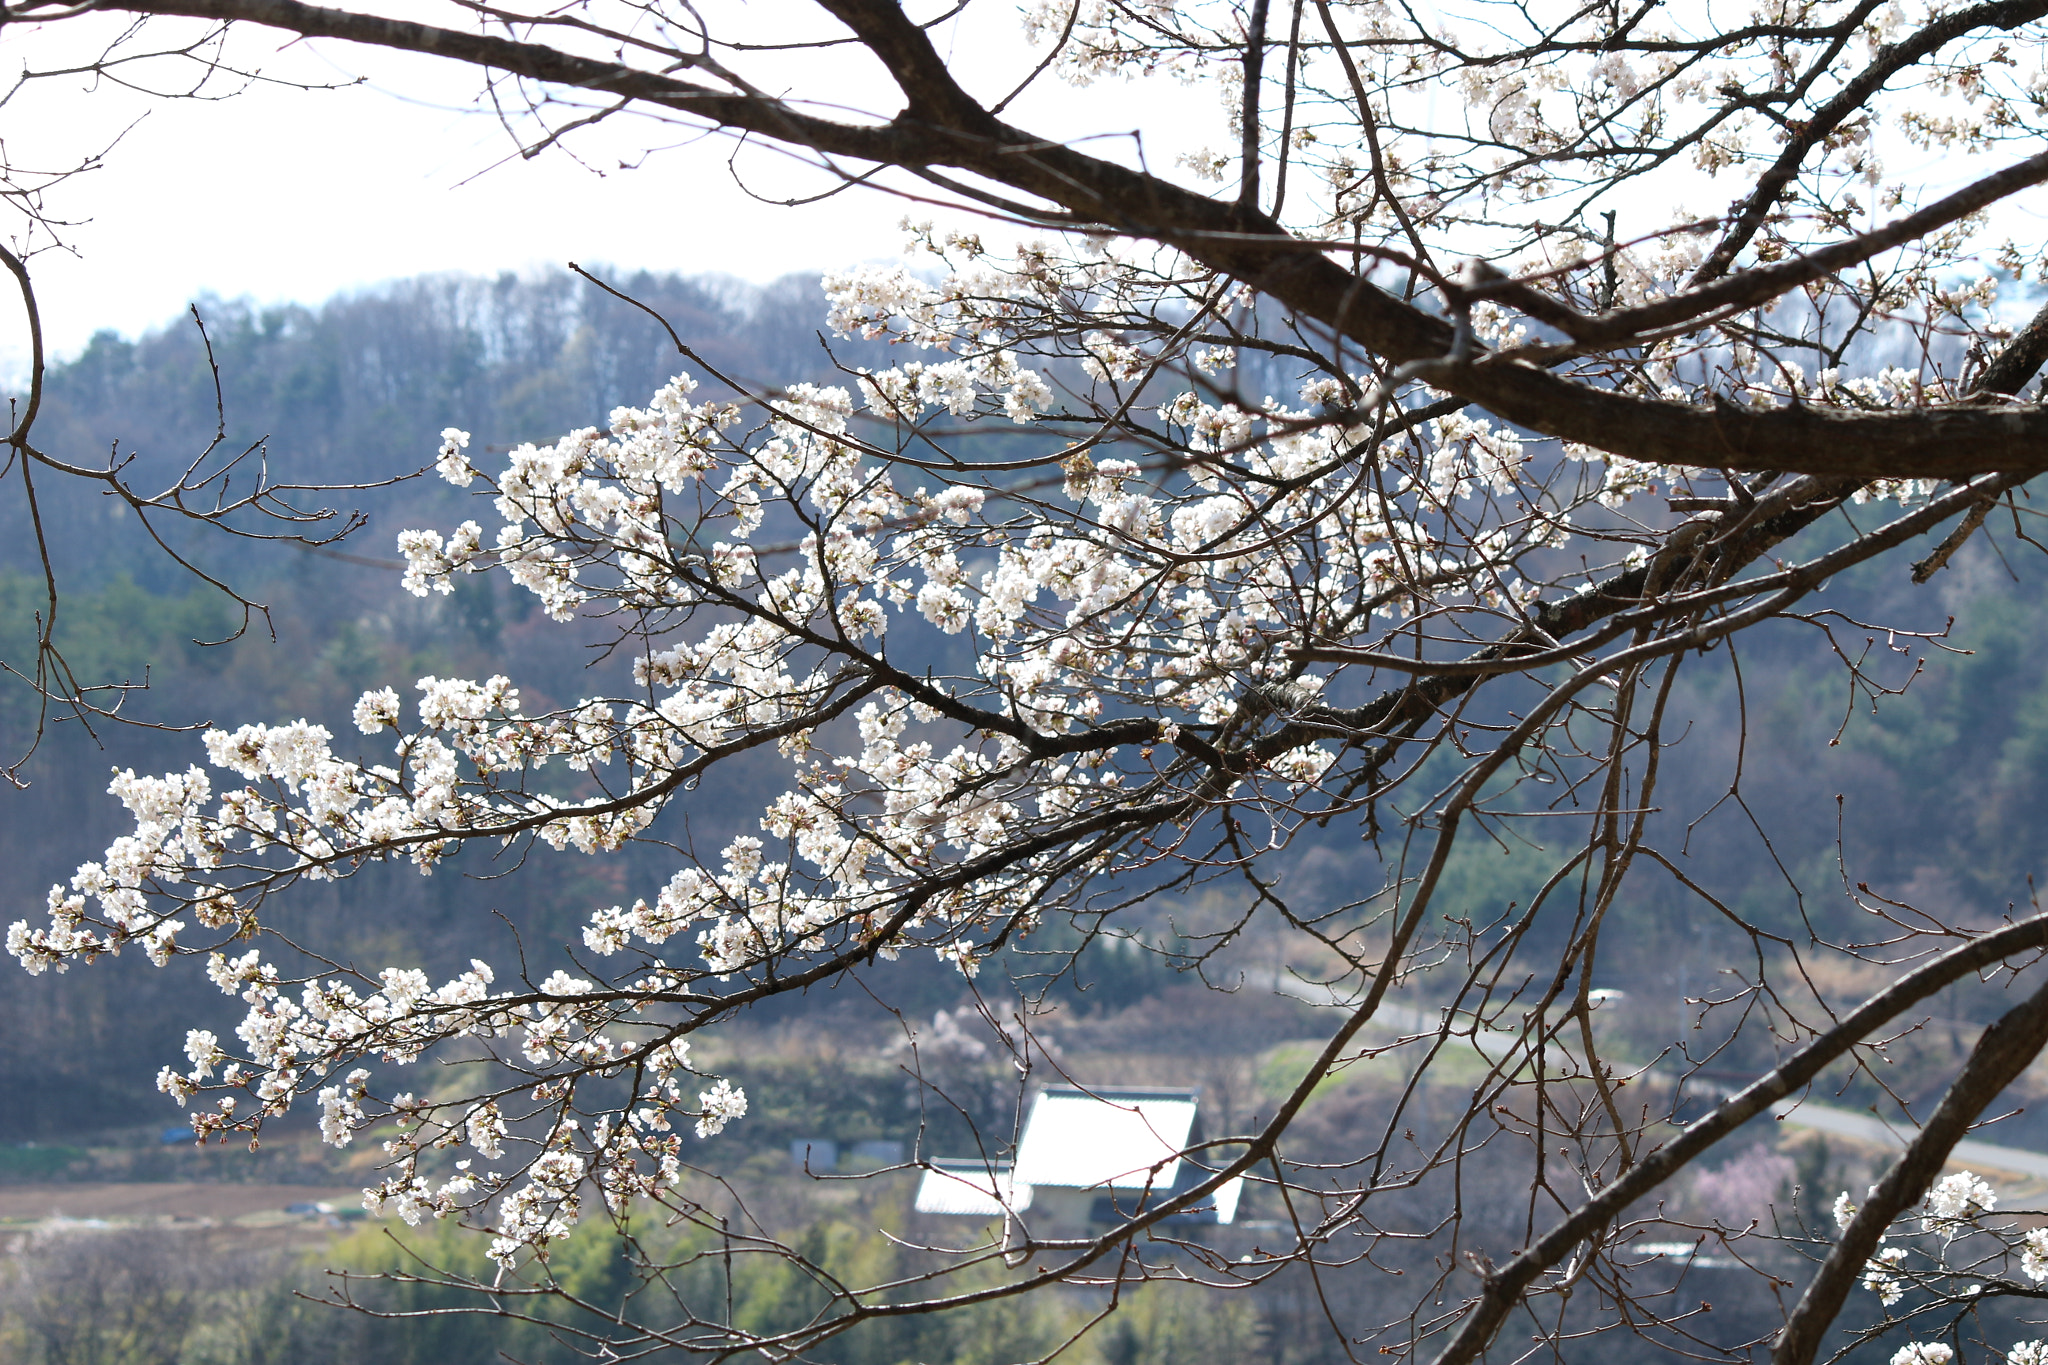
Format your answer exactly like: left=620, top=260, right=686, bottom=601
left=1, top=6, right=1220, bottom=377
left=8, top=2, right=2040, bottom=395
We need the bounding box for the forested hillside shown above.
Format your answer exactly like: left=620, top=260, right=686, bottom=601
left=2, top=267, right=2044, bottom=1150
left=0, top=268, right=900, bottom=1139
left=6, top=269, right=2048, bottom=1364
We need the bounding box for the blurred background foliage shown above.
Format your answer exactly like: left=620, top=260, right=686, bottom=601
left=0, top=1212, right=1266, bottom=1365
left=4, top=269, right=2047, bottom=1362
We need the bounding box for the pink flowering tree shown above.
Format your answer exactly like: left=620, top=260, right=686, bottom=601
left=11, top=2, right=2048, bottom=1362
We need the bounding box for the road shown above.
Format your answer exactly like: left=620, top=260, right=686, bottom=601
left=1262, top=968, right=2048, bottom=1178
left=1767, top=1101, right=2048, bottom=1179
left=0, top=1181, right=370, bottom=1227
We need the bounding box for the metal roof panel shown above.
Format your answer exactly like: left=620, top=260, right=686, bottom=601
left=1011, top=1087, right=1199, bottom=1190
left=913, top=1160, right=1032, bottom=1217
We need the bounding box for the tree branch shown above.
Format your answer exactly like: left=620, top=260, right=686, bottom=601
left=1427, top=914, right=2048, bottom=1365
left=42, top=0, right=2048, bottom=480
left=1773, top=970, right=2048, bottom=1365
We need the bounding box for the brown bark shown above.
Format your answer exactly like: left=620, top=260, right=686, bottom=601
left=1425, top=918, right=2048, bottom=1365
left=51, top=0, right=2048, bottom=480
left=1774, top=972, right=2048, bottom=1365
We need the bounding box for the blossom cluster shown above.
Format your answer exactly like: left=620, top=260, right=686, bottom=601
left=1835, top=1167, right=2048, bottom=1346
left=12, top=58, right=2038, bottom=1270
left=4, top=301, right=1594, bottom=1263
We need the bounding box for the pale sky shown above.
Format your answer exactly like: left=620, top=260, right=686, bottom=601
left=15, top=4, right=2017, bottom=394
left=0, top=5, right=1223, bottom=376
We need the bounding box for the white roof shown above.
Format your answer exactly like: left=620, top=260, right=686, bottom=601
left=1210, top=1175, right=1244, bottom=1225
left=913, top=1160, right=1033, bottom=1217
left=1012, top=1087, right=1198, bottom=1191
left=1090, top=1171, right=1245, bottom=1224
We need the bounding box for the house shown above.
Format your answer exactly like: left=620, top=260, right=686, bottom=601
left=912, top=1158, right=1033, bottom=1217
left=912, top=1085, right=1242, bottom=1233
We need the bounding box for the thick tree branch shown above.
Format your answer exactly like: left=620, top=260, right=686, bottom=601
left=30, top=0, right=2048, bottom=481
left=1772, top=971, right=2048, bottom=1365
left=1470, top=148, right=2048, bottom=350
left=1427, top=915, right=2048, bottom=1365
left=1690, top=0, right=2048, bottom=285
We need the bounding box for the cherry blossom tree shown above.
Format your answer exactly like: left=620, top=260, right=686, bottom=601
left=11, top=1, right=2048, bottom=1361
